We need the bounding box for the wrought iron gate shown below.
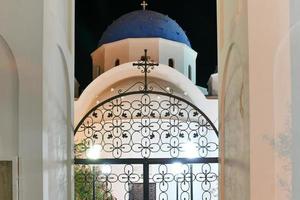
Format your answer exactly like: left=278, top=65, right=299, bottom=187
left=74, top=50, right=219, bottom=200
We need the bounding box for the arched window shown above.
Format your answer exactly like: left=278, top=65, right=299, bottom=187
left=115, top=59, right=120, bottom=66
left=188, top=65, right=192, bottom=80
left=168, top=58, right=174, bottom=68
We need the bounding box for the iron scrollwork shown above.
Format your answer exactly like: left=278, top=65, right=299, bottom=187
left=75, top=92, right=218, bottom=159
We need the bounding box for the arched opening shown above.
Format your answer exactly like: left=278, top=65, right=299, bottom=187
left=188, top=65, right=192, bottom=80
left=0, top=34, right=19, bottom=200
left=115, top=59, right=120, bottom=66
left=0, top=35, right=19, bottom=153
left=168, top=58, right=174, bottom=68
left=57, top=46, right=73, bottom=200
left=74, top=91, right=219, bottom=200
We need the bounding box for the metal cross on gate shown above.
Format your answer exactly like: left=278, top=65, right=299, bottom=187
left=133, top=49, right=159, bottom=92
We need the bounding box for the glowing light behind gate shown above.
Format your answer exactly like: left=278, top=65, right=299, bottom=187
left=86, top=144, right=102, bottom=160
left=182, top=141, right=198, bottom=159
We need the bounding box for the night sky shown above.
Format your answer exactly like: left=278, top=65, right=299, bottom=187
left=75, top=0, right=217, bottom=91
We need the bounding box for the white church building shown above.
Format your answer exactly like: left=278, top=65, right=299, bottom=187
left=75, top=9, right=218, bottom=124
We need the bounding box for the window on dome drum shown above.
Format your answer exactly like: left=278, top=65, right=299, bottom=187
left=168, top=58, right=174, bottom=68
left=188, top=65, right=192, bottom=80
left=96, top=66, right=101, bottom=76
left=115, top=59, right=120, bottom=66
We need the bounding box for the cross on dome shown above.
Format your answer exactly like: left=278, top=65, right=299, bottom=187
left=140, top=1, right=148, bottom=10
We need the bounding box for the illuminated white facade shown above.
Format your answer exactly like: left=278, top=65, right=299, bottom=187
left=91, top=38, right=197, bottom=83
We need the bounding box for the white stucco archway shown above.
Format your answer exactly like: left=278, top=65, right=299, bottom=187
left=75, top=62, right=217, bottom=127
left=0, top=34, right=19, bottom=158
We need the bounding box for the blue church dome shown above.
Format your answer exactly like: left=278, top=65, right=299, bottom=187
left=98, top=10, right=191, bottom=47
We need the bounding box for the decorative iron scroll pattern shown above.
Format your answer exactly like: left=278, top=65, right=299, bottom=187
left=74, top=92, right=218, bottom=159
left=75, top=163, right=218, bottom=200
left=75, top=164, right=143, bottom=200
left=150, top=163, right=218, bottom=200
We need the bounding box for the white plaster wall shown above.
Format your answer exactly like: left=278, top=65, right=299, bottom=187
left=91, top=38, right=197, bottom=82
left=0, top=1, right=44, bottom=199
left=270, top=1, right=300, bottom=198
left=219, top=0, right=294, bottom=199
left=290, top=1, right=300, bottom=197
left=272, top=13, right=292, bottom=200
left=129, top=38, right=159, bottom=62
left=248, top=0, right=291, bottom=199
left=0, top=0, right=74, bottom=199
left=0, top=35, right=19, bottom=159
left=43, top=0, right=74, bottom=200
left=218, top=0, right=250, bottom=199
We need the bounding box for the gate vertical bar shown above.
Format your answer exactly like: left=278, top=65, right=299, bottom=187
left=92, top=166, right=96, bottom=200
left=176, top=180, right=178, bottom=200
left=190, top=164, right=193, bottom=200
left=143, top=162, right=149, bottom=200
